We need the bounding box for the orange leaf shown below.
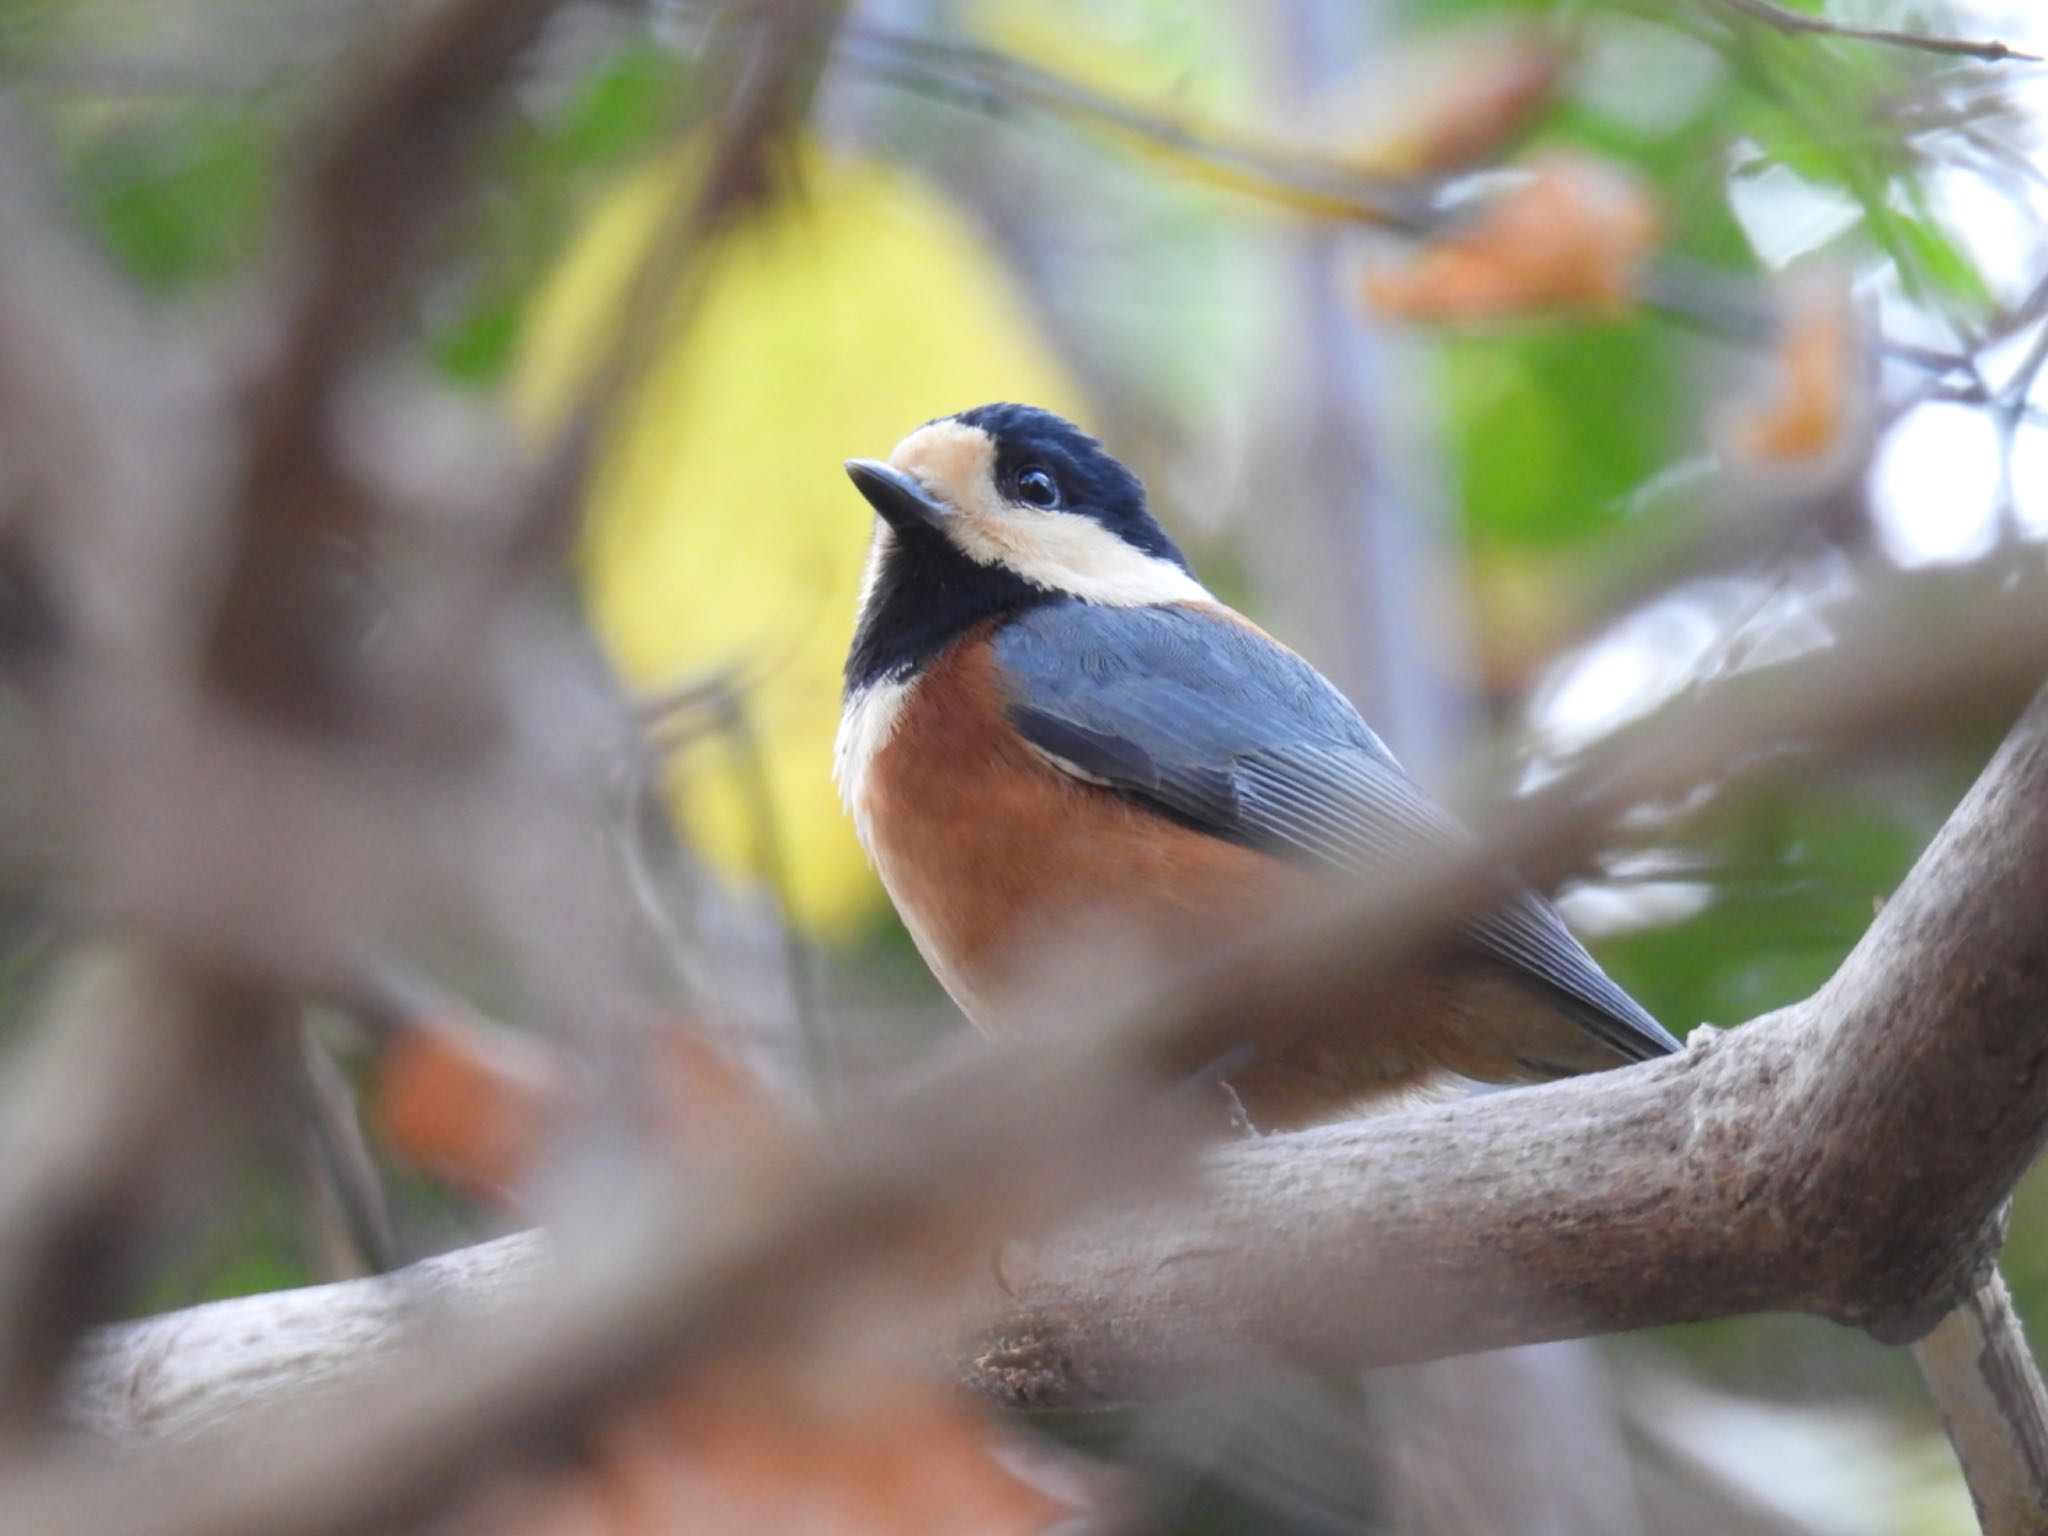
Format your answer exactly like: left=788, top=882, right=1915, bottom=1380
left=651, top=1032, right=792, bottom=1161
left=1363, top=152, right=1659, bottom=321
left=373, top=1009, right=794, bottom=1203
left=1339, top=27, right=1568, bottom=177
left=1396, top=39, right=1564, bottom=174
left=461, top=1368, right=1105, bottom=1536
left=1718, top=275, right=1861, bottom=464
left=372, top=1016, right=566, bottom=1198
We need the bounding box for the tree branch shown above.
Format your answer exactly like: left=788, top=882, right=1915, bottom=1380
left=1709, top=0, right=2040, bottom=64
left=964, top=684, right=2048, bottom=1406
left=62, top=1232, right=547, bottom=1447
left=202, top=0, right=572, bottom=724
left=1913, top=1273, right=2048, bottom=1536
left=829, top=22, right=2004, bottom=382
left=35, top=571, right=2048, bottom=1531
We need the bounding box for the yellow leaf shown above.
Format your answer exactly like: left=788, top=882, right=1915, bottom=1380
left=517, top=143, right=1082, bottom=938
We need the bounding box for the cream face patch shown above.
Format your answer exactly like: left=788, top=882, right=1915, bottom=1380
left=885, top=420, right=1210, bottom=608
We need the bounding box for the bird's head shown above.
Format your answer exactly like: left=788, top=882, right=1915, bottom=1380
left=843, top=404, right=1206, bottom=690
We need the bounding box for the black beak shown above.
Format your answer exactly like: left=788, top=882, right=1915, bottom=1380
left=844, top=459, right=950, bottom=531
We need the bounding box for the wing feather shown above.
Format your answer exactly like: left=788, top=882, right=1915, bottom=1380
left=991, top=601, right=1680, bottom=1063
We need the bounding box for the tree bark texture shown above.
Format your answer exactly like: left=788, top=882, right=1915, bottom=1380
left=962, top=691, right=2048, bottom=1408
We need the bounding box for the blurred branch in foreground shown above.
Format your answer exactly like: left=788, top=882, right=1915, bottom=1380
left=44, top=553, right=2048, bottom=1536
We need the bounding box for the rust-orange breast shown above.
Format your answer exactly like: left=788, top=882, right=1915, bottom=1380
left=858, top=630, right=1304, bottom=1031
left=852, top=627, right=1609, bottom=1128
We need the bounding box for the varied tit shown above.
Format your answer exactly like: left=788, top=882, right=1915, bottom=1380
left=836, top=403, right=1679, bottom=1128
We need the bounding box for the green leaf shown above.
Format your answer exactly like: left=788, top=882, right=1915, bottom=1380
left=427, top=43, right=694, bottom=386
left=1594, top=778, right=1947, bottom=1033
left=72, top=109, right=272, bottom=289
left=1439, top=320, right=1679, bottom=549
left=1889, top=200, right=1993, bottom=307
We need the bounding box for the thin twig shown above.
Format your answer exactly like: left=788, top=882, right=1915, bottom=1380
left=394, top=0, right=848, bottom=735
left=712, top=689, right=833, bottom=1108
left=506, top=0, right=849, bottom=574
left=1710, top=0, right=2040, bottom=64
left=1912, top=1269, right=2048, bottom=1536
left=832, top=20, right=1442, bottom=233
left=286, top=1026, right=397, bottom=1278
left=828, top=24, right=1988, bottom=383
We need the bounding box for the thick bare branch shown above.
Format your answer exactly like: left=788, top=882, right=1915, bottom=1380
left=963, top=684, right=2048, bottom=1406
left=202, top=0, right=571, bottom=723
left=23, top=1047, right=1175, bottom=1536
left=62, top=1232, right=547, bottom=1447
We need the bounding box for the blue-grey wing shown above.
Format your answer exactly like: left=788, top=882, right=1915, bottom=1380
left=990, top=600, right=1680, bottom=1064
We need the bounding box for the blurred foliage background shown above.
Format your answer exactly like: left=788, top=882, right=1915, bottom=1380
left=6, top=0, right=2048, bottom=1530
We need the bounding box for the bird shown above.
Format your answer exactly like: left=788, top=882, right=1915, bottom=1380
left=836, top=403, right=1680, bottom=1129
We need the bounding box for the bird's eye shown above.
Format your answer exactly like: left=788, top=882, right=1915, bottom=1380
left=1014, top=466, right=1060, bottom=508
